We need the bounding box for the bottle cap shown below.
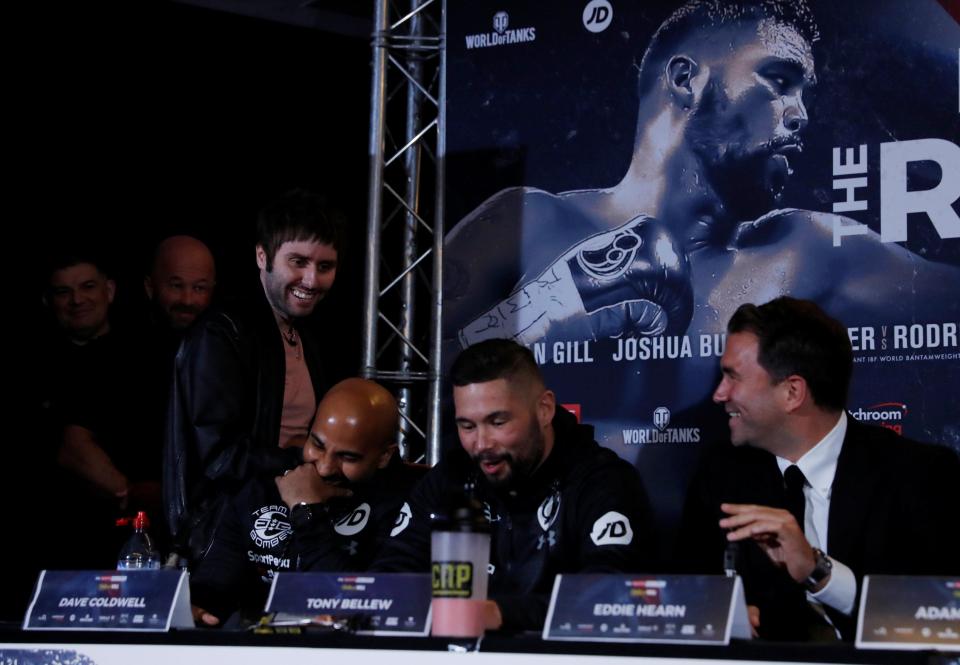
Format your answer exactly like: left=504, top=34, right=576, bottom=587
left=116, top=511, right=151, bottom=529
left=430, top=494, right=490, bottom=533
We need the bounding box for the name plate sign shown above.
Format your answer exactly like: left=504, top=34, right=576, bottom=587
left=23, top=570, right=192, bottom=632
left=543, top=574, right=750, bottom=644
left=266, top=572, right=431, bottom=636
left=856, top=575, right=960, bottom=651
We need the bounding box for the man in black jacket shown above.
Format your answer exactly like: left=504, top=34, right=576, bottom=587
left=165, top=190, right=344, bottom=565
left=677, top=297, right=960, bottom=641
left=191, top=378, right=420, bottom=625
left=375, top=339, right=656, bottom=631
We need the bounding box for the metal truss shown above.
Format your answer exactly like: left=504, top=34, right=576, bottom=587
left=362, top=0, right=446, bottom=465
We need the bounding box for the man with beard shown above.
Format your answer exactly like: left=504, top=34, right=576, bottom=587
left=450, top=0, right=957, bottom=347
left=190, top=379, right=420, bottom=626
left=374, top=339, right=656, bottom=631
left=445, top=0, right=958, bottom=411
left=165, top=189, right=345, bottom=566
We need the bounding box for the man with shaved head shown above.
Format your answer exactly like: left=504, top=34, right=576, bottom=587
left=145, top=235, right=216, bottom=331
left=190, top=378, right=420, bottom=626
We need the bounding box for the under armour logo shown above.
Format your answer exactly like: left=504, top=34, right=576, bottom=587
left=483, top=501, right=501, bottom=523
left=536, top=529, right=558, bottom=551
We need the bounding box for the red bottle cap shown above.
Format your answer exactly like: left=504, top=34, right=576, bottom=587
left=116, top=511, right=151, bottom=529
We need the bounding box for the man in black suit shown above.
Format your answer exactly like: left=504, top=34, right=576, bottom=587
left=677, top=297, right=959, bottom=641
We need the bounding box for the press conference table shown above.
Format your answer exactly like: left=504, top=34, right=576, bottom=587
left=1, top=625, right=947, bottom=665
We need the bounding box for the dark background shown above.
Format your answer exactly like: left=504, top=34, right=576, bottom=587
left=7, top=0, right=376, bottom=621
left=20, top=0, right=375, bottom=343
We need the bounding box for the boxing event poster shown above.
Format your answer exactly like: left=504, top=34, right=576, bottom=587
left=442, top=0, right=959, bottom=539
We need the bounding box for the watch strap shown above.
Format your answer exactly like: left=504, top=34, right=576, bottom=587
left=804, top=547, right=833, bottom=591
left=290, top=502, right=313, bottom=530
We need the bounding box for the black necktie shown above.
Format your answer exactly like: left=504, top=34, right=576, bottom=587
left=784, top=466, right=839, bottom=641
left=783, top=465, right=807, bottom=529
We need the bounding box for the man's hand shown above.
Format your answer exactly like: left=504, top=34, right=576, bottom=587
left=747, top=605, right=760, bottom=638
left=275, top=464, right=352, bottom=509
left=719, top=503, right=817, bottom=584
left=483, top=600, right=503, bottom=631
left=59, top=424, right=129, bottom=501
left=192, top=604, right=220, bottom=627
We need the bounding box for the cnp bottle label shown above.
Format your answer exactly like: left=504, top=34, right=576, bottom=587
left=432, top=561, right=474, bottom=598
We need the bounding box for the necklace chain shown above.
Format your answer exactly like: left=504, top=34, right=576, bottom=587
left=283, top=324, right=297, bottom=347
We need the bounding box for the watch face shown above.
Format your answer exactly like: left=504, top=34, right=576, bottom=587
left=818, top=549, right=833, bottom=571
left=807, top=549, right=832, bottom=587
left=291, top=503, right=312, bottom=529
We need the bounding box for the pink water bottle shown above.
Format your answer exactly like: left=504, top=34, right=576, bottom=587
left=430, top=499, right=491, bottom=637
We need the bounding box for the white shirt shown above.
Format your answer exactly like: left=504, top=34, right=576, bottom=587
left=775, top=412, right=857, bottom=616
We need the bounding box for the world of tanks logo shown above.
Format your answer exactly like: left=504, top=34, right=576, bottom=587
left=623, top=406, right=701, bottom=445
left=464, top=10, right=537, bottom=50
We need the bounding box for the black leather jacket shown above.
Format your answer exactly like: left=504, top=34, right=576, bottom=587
left=163, top=287, right=332, bottom=564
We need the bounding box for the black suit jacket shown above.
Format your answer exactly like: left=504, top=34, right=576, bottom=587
left=676, top=419, right=960, bottom=641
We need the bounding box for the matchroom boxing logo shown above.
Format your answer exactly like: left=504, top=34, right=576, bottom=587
left=849, top=402, right=908, bottom=435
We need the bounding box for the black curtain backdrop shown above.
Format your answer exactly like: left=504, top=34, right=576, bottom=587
left=6, top=0, right=372, bottom=620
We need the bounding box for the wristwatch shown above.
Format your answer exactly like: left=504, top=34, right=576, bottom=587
left=290, top=502, right=314, bottom=530
left=804, top=548, right=833, bottom=591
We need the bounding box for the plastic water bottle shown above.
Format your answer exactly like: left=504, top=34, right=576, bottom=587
left=116, top=511, right=160, bottom=570
left=430, top=495, right=491, bottom=637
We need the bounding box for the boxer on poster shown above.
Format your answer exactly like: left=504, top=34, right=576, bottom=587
left=444, top=0, right=959, bottom=430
